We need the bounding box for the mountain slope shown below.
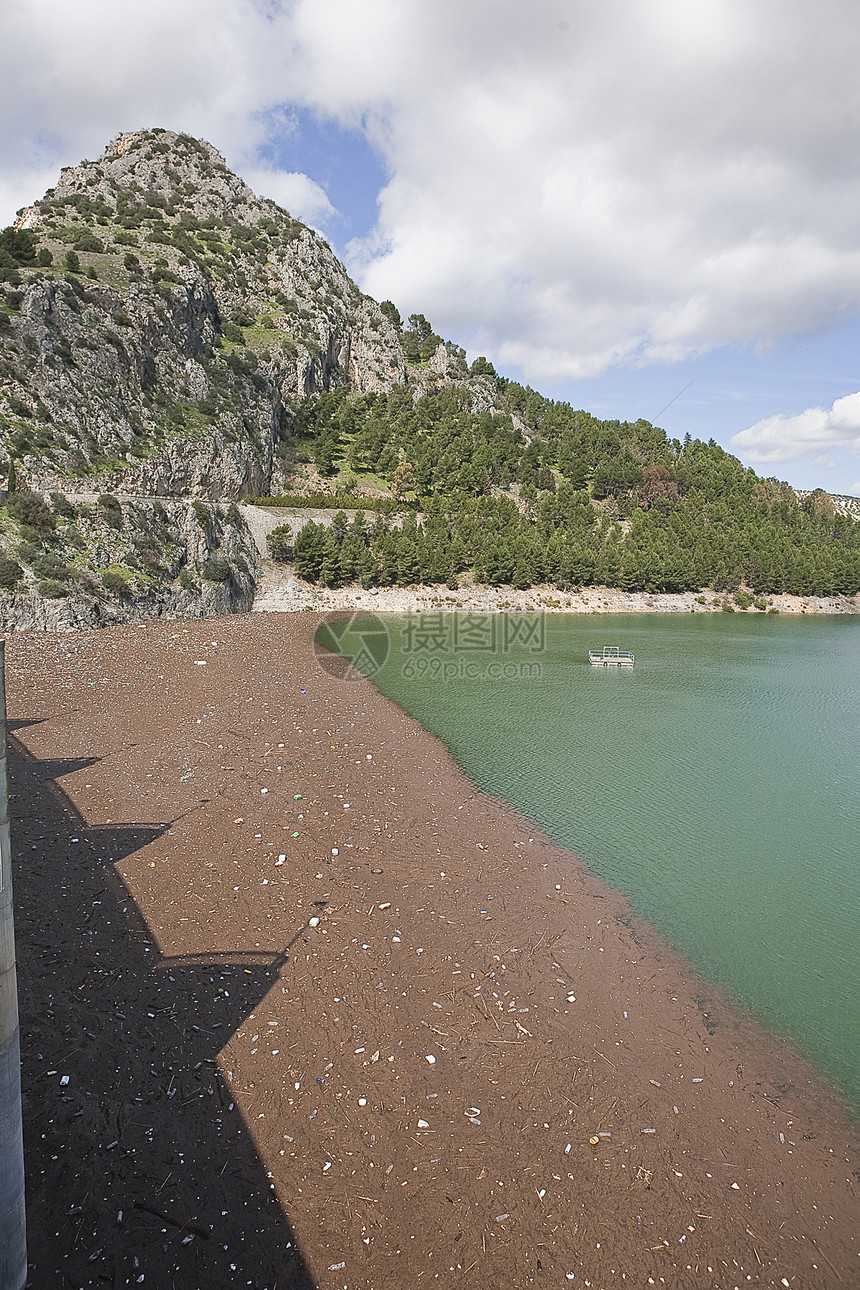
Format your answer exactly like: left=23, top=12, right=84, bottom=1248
left=0, top=128, right=857, bottom=627
left=2, top=128, right=410, bottom=499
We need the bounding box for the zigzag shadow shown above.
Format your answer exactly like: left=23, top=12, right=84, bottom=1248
left=10, top=725, right=317, bottom=1290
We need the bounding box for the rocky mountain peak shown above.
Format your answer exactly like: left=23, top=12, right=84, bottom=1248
left=2, top=127, right=430, bottom=504
left=17, top=128, right=270, bottom=234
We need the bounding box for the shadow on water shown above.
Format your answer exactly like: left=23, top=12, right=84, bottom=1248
left=9, top=720, right=316, bottom=1290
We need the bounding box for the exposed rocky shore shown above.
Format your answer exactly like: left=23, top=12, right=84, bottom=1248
left=252, top=565, right=860, bottom=617
left=8, top=614, right=858, bottom=1289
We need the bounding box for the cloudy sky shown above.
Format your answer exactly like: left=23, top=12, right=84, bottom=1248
left=3, top=0, right=860, bottom=493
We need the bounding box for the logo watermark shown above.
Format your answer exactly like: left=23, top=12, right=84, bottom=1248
left=314, top=611, right=546, bottom=682
left=314, top=612, right=391, bottom=680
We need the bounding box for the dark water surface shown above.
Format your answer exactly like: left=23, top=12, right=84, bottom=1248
left=322, top=612, right=860, bottom=1109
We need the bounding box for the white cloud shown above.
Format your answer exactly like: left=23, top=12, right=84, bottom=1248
left=0, top=0, right=317, bottom=218
left=285, top=0, right=860, bottom=379
left=730, top=392, right=860, bottom=463
left=239, top=166, right=337, bottom=228
left=4, top=0, right=860, bottom=386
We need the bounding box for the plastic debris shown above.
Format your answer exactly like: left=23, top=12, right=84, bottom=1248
left=308, top=916, right=320, bottom=927
left=417, top=1119, right=429, bottom=1128
left=276, top=855, right=286, bottom=865
left=425, top=1054, right=436, bottom=1064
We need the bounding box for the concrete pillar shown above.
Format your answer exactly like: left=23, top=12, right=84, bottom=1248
left=0, top=640, right=26, bottom=1290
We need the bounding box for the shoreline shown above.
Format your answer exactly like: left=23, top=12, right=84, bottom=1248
left=8, top=612, right=858, bottom=1289
left=252, top=565, right=860, bottom=617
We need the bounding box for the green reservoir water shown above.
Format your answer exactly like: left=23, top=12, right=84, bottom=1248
left=321, top=612, right=860, bottom=1109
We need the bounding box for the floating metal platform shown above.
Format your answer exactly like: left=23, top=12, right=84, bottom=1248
left=588, top=646, right=635, bottom=668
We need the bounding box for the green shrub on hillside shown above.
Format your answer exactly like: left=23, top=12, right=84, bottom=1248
left=101, top=569, right=131, bottom=597
left=0, top=555, right=23, bottom=589
left=0, top=228, right=37, bottom=282
left=7, top=490, right=55, bottom=532
left=73, top=231, right=104, bottom=253
left=201, top=556, right=231, bottom=582
left=29, top=551, right=74, bottom=582
left=97, top=494, right=123, bottom=528
left=49, top=492, right=76, bottom=521
left=38, top=578, right=70, bottom=599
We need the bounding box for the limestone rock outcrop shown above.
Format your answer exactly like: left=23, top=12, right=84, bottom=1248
left=3, top=129, right=407, bottom=499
